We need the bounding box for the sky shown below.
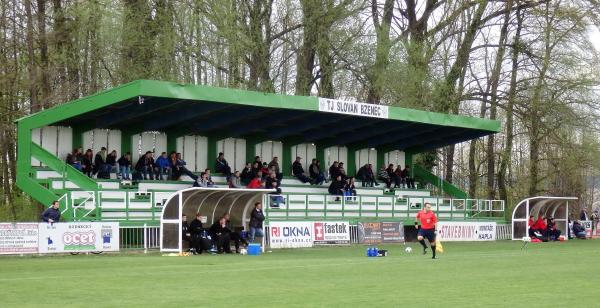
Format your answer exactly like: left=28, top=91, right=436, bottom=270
left=589, top=26, right=600, bottom=51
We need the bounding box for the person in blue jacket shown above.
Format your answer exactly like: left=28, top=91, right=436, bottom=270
left=155, top=152, right=172, bottom=180
left=41, top=201, right=60, bottom=223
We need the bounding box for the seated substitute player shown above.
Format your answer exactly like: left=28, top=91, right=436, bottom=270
left=415, top=202, right=438, bottom=259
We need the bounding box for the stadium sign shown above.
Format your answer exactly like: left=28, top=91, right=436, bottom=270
left=357, top=222, right=405, bottom=244
left=269, top=221, right=313, bottom=248
left=0, top=223, right=39, bottom=254
left=437, top=222, right=496, bottom=241
left=38, top=222, right=119, bottom=253
left=318, top=98, right=389, bottom=119
left=313, top=221, right=350, bottom=245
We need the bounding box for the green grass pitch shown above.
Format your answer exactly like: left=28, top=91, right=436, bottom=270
left=1, top=241, right=598, bottom=307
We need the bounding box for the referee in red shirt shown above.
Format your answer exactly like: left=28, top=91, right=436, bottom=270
left=415, top=202, right=438, bottom=259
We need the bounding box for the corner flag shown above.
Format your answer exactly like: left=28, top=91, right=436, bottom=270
left=435, top=239, right=444, bottom=253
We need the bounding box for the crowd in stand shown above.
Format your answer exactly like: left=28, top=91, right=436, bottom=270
left=65, top=148, right=418, bottom=199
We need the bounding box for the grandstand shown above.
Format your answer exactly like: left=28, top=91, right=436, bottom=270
left=16, top=80, right=505, bottom=228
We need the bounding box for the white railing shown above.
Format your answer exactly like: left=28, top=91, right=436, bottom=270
left=119, top=224, right=160, bottom=252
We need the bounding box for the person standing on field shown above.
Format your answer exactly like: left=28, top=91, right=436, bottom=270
left=415, top=203, right=438, bottom=259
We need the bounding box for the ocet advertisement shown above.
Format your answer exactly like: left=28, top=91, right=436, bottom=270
left=269, top=221, right=313, bottom=248
left=437, top=222, right=497, bottom=241
left=313, top=221, right=350, bottom=245
left=38, top=222, right=119, bottom=253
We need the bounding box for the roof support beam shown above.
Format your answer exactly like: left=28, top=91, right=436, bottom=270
left=143, top=102, right=230, bottom=131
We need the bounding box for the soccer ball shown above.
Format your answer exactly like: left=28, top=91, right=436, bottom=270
left=239, top=248, right=247, bottom=255
left=405, top=247, right=412, bottom=253
left=522, top=236, right=532, bottom=242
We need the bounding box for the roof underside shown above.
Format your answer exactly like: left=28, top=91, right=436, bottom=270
left=22, top=80, right=501, bottom=152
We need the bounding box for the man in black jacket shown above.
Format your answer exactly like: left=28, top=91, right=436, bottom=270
left=292, top=156, right=312, bottom=184
left=182, top=214, right=192, bottom=251
left=41, top=201, right=61, bottom=223
left=209, top=217, right=232, bottom=254
left=189, top=213, right=208, bottom=254
left=328, top=175, right=344, bottom=201
left=249, top=202, right=265, bottom=242
left=222, top=213, right=248, bottom=253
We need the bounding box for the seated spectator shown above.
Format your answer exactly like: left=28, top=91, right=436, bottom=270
left=155, top=152, right=171, bottom=180
left=209, top=217, right=233, bottom=254
left=329, top=161, right=340, bottom=181
left=117, top=152, right=132, bottom=180
left=260, top=162, right=270, bottom=180
left=328, top=175, right=345, bottom=201
left=387, top=164, right=400, bottom=188
left=204, top=168, right=215, bottom=185
left=82, top=149, right=94, bottom=177
left=215, top=152, right=232, bottom=178
left=172, top=152, right=198, bottom=181
left=356, top=164, right=376, bottom=187
left=135, top=151, right=156, bottom=180
left=344, top=177, right=357, bottom=201
left=189, top=213, right=210, bottom=254
left=572, top=220, right=587, bottom=239
left=394, top=165, right=404, bottom=187
left=66, top=148, right=83, bottom=171
left=292, top=156, right=313, bottom=184
left=338, top=162, right=347, bottom=181
left=533, top=215, right=547, bottom=239
left=240, top=162, right=253, bottom=185
left=228, top=171, right=243, bottom=188
left=400, top=165, right=415, bottom=189
left=221, top=213, right=248, bottom=253
left=254, top=155, right=262, bottom=166
left=528, top=215, right=540, bottom=238
left=247, top=172, right=264, bottom=189
left=309, top=159, right=325, bottom=185
left=41, top=201, right=60, bottom=223
left=266, top=172, right=284, bottom=207
left=377, top=166, right=392, bottom=188
left=251, top=161, right=261, bottom=178
left=106, top=150, right=118, bottom=174
left=194, top=172, right=215, bottom=188
left=94, top=147, right=111, bottom=178
left=182, top=214, right=192, bottom=251
left=267, top=157, right=283, bottom=181
left=546, top=217, right=561, bottom=241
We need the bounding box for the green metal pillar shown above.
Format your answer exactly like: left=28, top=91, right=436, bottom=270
left=207, top=136, right=218, bottom=171
left=346, top=146, right=357, bottom=176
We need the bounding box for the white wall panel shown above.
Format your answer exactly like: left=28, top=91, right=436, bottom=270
left=384, top=150, right=405, bottom=169
left=272, top=141, right=283, bottom=163
left=31, top=128, right=42, bottom=166
left=107, top=130, right=122, bottom=155
left=234, top=139, right=246, bottom=172
left=183, top=136, right=197, bottom=172
left=41, top=126, right=58, bottom=157
left=82, top=130, right=94, bottom=151
left=57, top=126, right=73, bottom=161
left=154, top=133, right=167, bottom=155
left=338, top=146, right=348, bottom=165
left=195, top=136, right=207, bottom=172
left=176, top=137, right=184, bottom=155
left=140, top=132, right=155, bottom=153
left=92, top=129, right=108, bottom=154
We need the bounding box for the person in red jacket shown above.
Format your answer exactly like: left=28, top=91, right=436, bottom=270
left=528, top=215, right=540, bottom=238
left=533, top=215, right=547, bottom=238
left=415, top=203, right=438, bottom=259
left=246, top=173, right=264, bottom=189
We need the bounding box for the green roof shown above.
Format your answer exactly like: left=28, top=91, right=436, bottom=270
left=17, top=80, right=500, bottom=151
